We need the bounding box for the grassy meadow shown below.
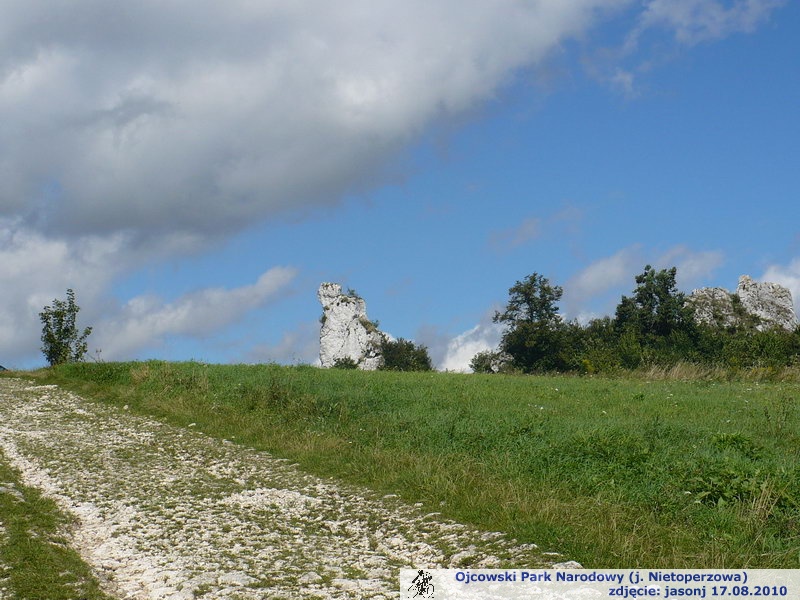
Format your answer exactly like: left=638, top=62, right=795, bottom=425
left=20, top=361, right=800, bottom=569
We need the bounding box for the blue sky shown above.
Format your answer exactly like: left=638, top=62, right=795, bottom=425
left=1, top=1, right=797, bottom=370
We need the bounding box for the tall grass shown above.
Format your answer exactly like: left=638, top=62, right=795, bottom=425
left=29, top=361, right=800, bottom=568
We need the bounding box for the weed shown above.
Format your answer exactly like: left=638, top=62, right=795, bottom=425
left=762, top=394, right=796, bottom=435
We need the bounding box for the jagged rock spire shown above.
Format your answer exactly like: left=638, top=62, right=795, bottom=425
left=318, top=283, right=385, bottom=370
left=687, top=275, right=797, bottom=332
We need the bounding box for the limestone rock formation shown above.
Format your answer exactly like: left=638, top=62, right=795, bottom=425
left=736, top=275, right=796, bottom=332
left=686, top=287, right=738, bottom=329
left=688, top=275, right=797, bottom=332
left=318, top=283, right=385, bottom=370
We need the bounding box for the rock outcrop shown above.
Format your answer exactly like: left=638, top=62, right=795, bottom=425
left=686, top=286, right=738, bottom=329
left=318, top=283, right=385, bottom=370
left=736, top=275, right=797, bottom=331
left=688, top=275, right=797, bottom=332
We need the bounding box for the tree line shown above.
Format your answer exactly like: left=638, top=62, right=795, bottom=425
left=472, top=266, right=800, bottom=375
left=38, top=268, right=800, bottom=375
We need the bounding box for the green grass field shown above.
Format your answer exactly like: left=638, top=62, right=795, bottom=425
left=23, top=361, right=800, bottom=569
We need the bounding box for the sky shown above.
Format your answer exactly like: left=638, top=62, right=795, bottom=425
left=1, top=0, right=798, bottom=371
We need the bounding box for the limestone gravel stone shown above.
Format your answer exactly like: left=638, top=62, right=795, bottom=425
left=0, top=378, right=561, bottom=599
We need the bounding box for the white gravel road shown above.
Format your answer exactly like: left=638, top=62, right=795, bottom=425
left=0, top=378, right=562, bottom=599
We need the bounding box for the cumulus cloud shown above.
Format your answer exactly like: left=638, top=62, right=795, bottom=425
left=0, top=0, right=627, bottom=240
left=436, top=314, right=504, bottom=373
left=94, top=267, right=297, bottom=359
left=1, top=1, right=786, bottom=239
left=0, top=218, right=242, bottom=366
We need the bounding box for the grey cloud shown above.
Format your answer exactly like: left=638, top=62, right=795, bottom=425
left=2, top=0, right=629, bottom=239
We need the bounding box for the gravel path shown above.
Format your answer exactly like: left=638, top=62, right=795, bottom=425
left=0, top=378, right=558, bottom=599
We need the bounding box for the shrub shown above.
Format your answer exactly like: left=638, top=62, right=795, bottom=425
left=379, top=338, right=433, bottom=371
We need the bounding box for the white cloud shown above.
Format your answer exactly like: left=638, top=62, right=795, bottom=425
left=14, top=1, right=778, bottom=238
left=0, top=218, right=235, bottom=366
left=567, top=246, right=643, bottom=305
left=438, top=319, right=504, bottom=373
left=602, top=0, right=785, bottom=95
left=95, top=267, right=297, bottom=359
left=634, top=0, right=785, bottom=46
left=0, top=1, right=784, bottom=367
left=0, top=217, right=296, bottom=366
left=610, top=67, right=638, bottom=98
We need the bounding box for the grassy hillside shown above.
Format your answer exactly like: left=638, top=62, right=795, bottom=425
left=26, top=361, right=800, bottom=568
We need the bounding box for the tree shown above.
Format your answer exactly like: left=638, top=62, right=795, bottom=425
left=493, top=273, right=569, bottom=372
left=379, top=338, right=433, bottom=371
left=612, top=265, right=698, bottom=367
left=494, top=273, right=562, bottom=328
left=39, top=289, right=93, bottom=366
left=614, top=265, right=693, bottom=339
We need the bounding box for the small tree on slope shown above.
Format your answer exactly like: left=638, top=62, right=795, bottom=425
left=39, top=289, right=93, bottom=366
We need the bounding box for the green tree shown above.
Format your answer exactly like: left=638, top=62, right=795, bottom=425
left=615, top=266, right=694, bottom=338
left=494, top=273, right=562, bottom=328
left=613, top=266, right=696, bottom=366
left=39, top=289, right=93, bottom=366
left=379, top=338, right=433, bottom=371
left=494, top=273, right=569, bottom=372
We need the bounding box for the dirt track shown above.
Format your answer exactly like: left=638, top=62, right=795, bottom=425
left=0, top=378, right=559, bottom=599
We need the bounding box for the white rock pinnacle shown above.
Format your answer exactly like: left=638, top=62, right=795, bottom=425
left=318, top=283, right=385, bottom=370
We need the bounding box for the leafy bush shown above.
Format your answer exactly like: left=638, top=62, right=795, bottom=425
left=379, top=338, right=432, bottom=371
